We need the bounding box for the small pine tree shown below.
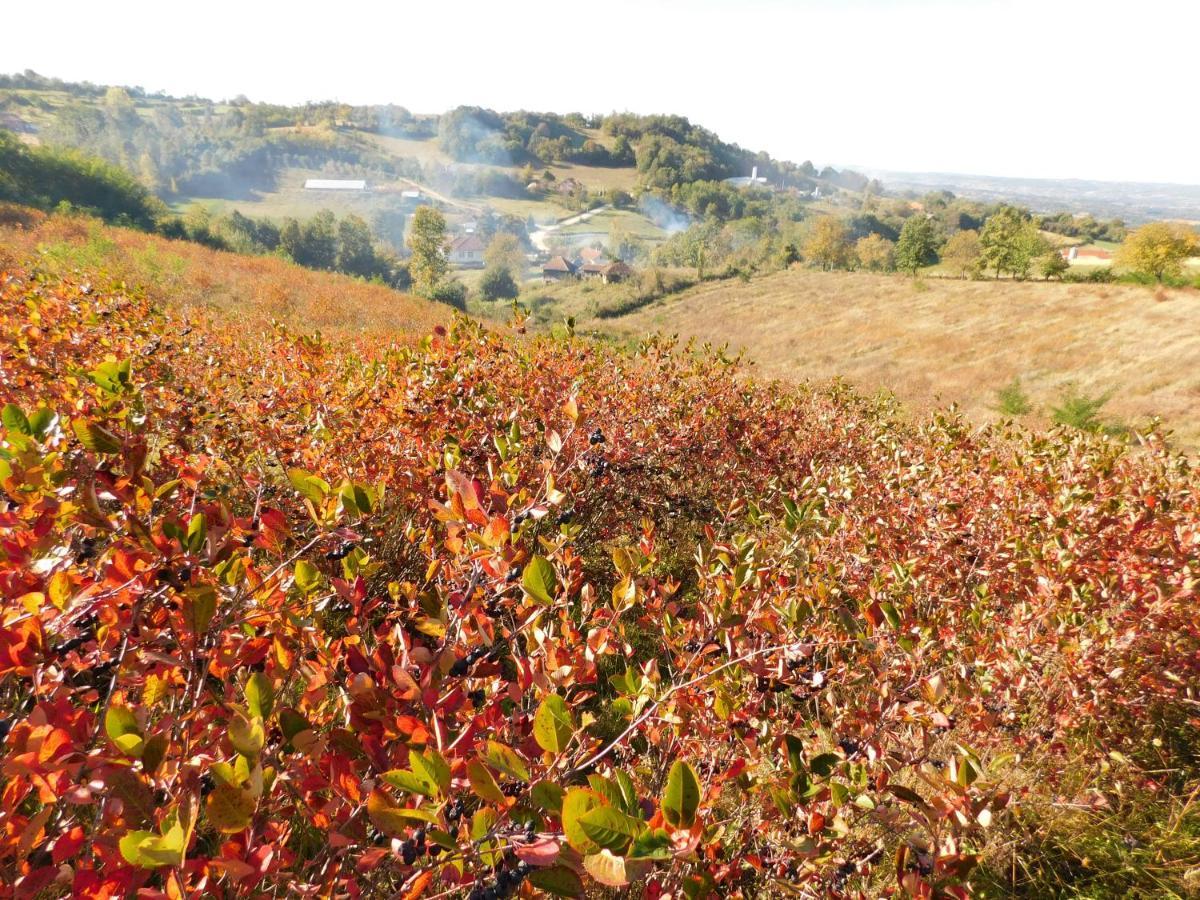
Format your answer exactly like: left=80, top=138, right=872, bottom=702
left=994, top=378, right=1032, bottom=416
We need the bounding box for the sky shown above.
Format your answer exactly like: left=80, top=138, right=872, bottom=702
left=5, top=0, right=1197, bottom=184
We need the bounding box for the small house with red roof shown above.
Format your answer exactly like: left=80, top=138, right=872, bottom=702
left=542, top=256, right=577, bottom=282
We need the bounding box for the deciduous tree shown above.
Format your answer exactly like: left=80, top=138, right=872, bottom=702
left=1116, top=222, right=1200, bottom=282
left=855, top=233, right=895, bottom=271
left=408, top=205, right=449, bottom=296
left=941, top=229, right=983, bottom=278
left=803, top=216, right=851, bottom=270
left=895, top=215, right=940, bottom=275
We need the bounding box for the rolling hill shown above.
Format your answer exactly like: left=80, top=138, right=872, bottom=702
left=599, top=267, right=1200, bottom=446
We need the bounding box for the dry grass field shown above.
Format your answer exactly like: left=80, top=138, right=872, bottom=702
left=605, top=267, right=1200, bottom=445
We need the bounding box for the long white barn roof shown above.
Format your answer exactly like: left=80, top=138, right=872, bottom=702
left=304, top=179, right=367, bottom=190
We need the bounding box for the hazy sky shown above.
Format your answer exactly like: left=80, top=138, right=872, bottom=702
left=6, top=0, right=1197, bottom=184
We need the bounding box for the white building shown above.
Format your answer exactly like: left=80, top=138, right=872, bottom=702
left=722, top=166, right=771, bottom=189
left=303, top=179, right=368, bottom=191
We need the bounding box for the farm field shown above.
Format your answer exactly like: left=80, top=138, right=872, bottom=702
left=602, top=267, right=1200, bottom=445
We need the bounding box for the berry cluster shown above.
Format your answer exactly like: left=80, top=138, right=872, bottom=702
left=399, top=828, right=426, bottom=866
left=449, top=645, right=495, bottom=677
left=468, top=860, right=531, bottom=899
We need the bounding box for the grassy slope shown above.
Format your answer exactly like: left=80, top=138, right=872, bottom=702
left=0, top=208, right=448, bottom=335
left=603, top=267, right=1200, bottom=446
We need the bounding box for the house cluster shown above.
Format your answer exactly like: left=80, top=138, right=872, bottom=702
left=541, top=247, right=633, bottom=284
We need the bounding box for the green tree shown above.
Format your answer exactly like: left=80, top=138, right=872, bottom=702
left=979, top=206, right=1046, bottom=279
left=484, top=233, right=525, bottom=280
left=279, top=218, right=303, bottom=262
left=894, top=215, right=940, bottom=275
left=1116, top=222, right=1200, bottom=282
left=408, top=206, right=449, bottom=296
left=608, top=222, right=643, bottom=262
left=479, top=267, right=519, bottom=301
left=941, top=230, right=982, bottom=278
left=1039, top=250, right=1069, bottom=280
left=336, top=215, right=379, bottom=278
left=299, top=210, right=338, bottom=270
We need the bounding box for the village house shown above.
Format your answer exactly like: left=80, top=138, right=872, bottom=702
left=446, top=234, right=486, bottom=268
left=576, top=247, right=608, bottom=267
left=542, top=256, right=577, bottom=282
left=599, top=260, right=633, bottom=284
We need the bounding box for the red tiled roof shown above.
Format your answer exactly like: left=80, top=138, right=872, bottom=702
left=543, top=256, right=576, bottom=273
left=448, top=234, right=486, bottom=253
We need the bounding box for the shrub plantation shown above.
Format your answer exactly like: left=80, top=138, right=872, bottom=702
left=0, top=235, right=1198, bottom=898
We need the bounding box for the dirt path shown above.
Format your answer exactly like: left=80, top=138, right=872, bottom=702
left=530, top=205, right=611, bottom=252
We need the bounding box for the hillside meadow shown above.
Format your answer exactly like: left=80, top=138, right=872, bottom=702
left=603, top=267, right=1200, bottom=446
left=0, top=206, right=447, bottom=335
left=1, top=216, right=1200, bottom=898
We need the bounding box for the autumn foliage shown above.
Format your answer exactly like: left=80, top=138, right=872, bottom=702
left=1, top=242, right=1199, bottom=898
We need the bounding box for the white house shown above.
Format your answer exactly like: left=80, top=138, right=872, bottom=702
left=447, top=234, right=486, bottom=268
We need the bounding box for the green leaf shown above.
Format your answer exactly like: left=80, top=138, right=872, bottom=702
left=662, top=760, right=701, bottom=828
left=485, top=741, right=531, bottom=782
left=410, top=748, right=451, bottom=796
left=588, top=774, right=624, bottom=809
left=118, top=829, right=184, bottom=868
left=382, top=769, right=436, bottom=797
left=27, top=407, right=55, bottom=439
left=206, top=783, right=256, bottom=833
left=2, top=404, right=30, bottom=435
left=528, top=866, right=584, bottom=898
left=531, top=781, right=565, bottom=814
left=338, top=480, right=375, bottom=516
left=185, top=512, right=207, bottom=554
left=245, top=672, right=274, bottom=720
left=287, top=468, right=330, bottom=504
left=472, top=808, right=502, bottom=866
left=576, top=806, right=645, bottom=853
left=523, top=555, right=557, bottom=605
left=629, top=827, right=673, bottom=860
left=279, top=708, right=311, bottom=742
left=106, top=705, right=143, bottom=757
left=809, top=752, right=841, bottom=778
left=88, top=358, right=132, bottom=394
left=613, top=771, right=640, bottom=816
left=141, top=734, right=168, bottom=775
left=293, top=559, right=321, bottom=594
left=467, top=759, right=506, bottom=804
left=228, top=713, right=265, bottom=759
left=533, top=694, right=574, bottom=754
left=367, top=789, right=436, bottom=836
left=561, top=787, right=607, bottom=854
left=183, top=585, right=216, bottom=634
left=72, top=418, right=121, bottom=454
